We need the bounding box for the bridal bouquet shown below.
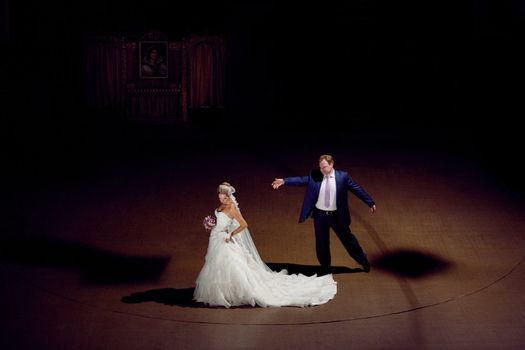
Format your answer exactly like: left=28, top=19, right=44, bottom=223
left=203, top=215, right=216, bottom=231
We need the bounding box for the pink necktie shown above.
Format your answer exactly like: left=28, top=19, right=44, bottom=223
left=325, top=176, right=330, bottom=208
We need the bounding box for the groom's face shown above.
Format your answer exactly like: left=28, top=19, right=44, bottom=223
left=319, top=160, right=334, bottom=176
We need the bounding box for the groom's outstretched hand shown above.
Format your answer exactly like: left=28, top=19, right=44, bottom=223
left=272, top=178, right=284, bottom=189
left=370, top=204, right=377, bottom=214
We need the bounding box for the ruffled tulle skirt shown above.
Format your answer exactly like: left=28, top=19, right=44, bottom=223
left=193, top=230, right=337, bottom=308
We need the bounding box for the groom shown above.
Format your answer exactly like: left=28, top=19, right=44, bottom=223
left=272, top=154, right=376, bottom=273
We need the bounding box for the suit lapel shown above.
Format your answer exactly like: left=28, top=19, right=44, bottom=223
left=334, top=170, right=343, bottom=197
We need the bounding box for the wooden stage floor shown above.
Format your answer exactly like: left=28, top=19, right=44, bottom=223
left=3, top=127, right=525, bottom=349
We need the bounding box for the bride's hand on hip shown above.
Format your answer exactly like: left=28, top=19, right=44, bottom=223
left=222, top=232, right=232, bottom=243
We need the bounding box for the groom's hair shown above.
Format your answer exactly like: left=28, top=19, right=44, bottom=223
left=319, top=154, right=334, bottom=164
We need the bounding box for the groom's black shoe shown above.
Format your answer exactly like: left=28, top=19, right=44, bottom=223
left=361, top=259, right=371, bottom=273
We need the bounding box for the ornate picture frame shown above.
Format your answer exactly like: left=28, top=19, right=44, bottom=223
left=139, top=41, right=168, bottom=79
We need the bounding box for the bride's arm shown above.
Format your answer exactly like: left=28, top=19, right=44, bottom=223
left=226, top=206, right=248, bottom=241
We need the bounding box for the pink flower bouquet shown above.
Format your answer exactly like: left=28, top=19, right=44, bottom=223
left=203, top=215, right=216, bottom=231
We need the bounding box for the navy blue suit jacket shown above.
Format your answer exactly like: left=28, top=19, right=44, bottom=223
left=284, top=169, right=375, bottom=226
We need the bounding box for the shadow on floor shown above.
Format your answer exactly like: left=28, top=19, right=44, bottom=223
left=371, top=248, right=452, bottom=278
left=0, top=237, right=171, bottom=284
left=266, top=262, right=363, bottom=275
left=121, top=288, right=260, bottom=308
left=121, top=288, right=201, bottom=308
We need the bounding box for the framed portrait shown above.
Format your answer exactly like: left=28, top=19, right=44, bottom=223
left=139, top=41, right=169, bottom=79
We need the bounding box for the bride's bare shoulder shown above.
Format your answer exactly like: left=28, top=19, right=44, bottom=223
left=220, top=203, right=235, bottom=216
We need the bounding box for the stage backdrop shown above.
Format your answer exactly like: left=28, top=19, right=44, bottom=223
left=84, top=30, right=225, bottom=122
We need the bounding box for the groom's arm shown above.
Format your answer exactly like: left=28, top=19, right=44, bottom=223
left=272, top=176, right=308, bottom=189
left=283, top=176, right=309, bottom=186
left=346, top=174, right=375, bottom=207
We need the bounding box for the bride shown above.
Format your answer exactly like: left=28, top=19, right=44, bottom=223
left=193, top=182, right=337, bottom=308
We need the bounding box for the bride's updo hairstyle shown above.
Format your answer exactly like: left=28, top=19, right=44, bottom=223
left=217, top=182, right=236, bottom=197
left=217, top=182, right=239, bottom=207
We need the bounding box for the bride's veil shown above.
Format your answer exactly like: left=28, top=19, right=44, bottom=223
left=230, top=194, right=274, bottom=273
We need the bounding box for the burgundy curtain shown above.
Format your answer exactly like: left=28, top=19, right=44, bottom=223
left=84, top=36, right=122, bottom=110
left=189, top=37, right=224, bottom=109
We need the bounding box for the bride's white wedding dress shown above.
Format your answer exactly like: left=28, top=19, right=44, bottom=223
left=193, top=209, right=337, bottom=308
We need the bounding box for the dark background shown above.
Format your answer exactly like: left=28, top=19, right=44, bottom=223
left=4, top=0, right=525, bottom=193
